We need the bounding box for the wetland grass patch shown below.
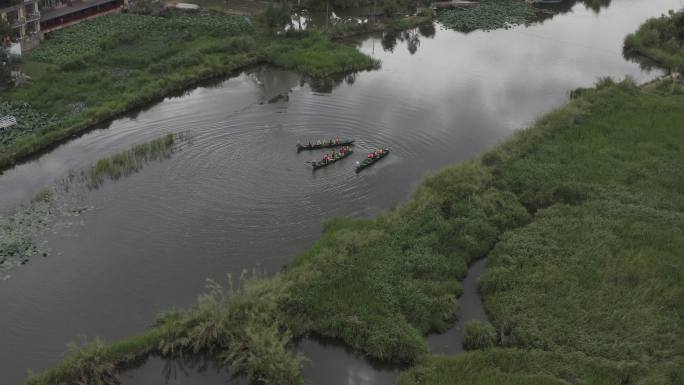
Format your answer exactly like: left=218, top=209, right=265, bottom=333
left=85, top=133, right=178, bottom=188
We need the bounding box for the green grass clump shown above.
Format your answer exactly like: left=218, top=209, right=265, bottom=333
left=85, top=133, right=177, bottom=188
left=624, top=9, right=684, bottom=72
left=462, top=321, right=497, bottom=351
left=263, top=32, right=380, bottom=77
left=397, top=349, right=632, bottom=385
left=437, top=0, right=537, bottom=32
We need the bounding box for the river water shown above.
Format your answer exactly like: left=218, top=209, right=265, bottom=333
left=0, top=1, right=677, bottom=384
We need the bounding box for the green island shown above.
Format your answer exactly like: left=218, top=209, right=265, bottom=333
left=22, top=7, right=684, bottom=384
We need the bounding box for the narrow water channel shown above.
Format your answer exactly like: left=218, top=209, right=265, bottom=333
left=1, top=1, right=679, bottom=384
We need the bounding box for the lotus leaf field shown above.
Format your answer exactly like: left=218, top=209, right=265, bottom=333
left=0, top=102, right=62, bottom=146
left=29, top=14, right=253, bottom=66
left=437, top=0, right=537, bottom=32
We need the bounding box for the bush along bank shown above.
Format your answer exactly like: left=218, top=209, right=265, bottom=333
left=624, top=9, right=684, bottom=72
left=0, top=11, right=382, bottom=171
left=25, top=75, right=684, bottom=385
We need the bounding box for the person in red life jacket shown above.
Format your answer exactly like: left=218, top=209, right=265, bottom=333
left=335, top=136, right=341, bottom=145
left=368, top=152, right=375, bottom=159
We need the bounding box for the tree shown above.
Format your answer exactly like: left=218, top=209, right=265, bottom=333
left=0, top=19, right=11, bottom=42
left=0, top=20, right=16, bottom=90
left=0, top=50, right=13, bottom=90
left=259, top=4, right=292, bottom=34
left=383, top=0, right=398, bottom=18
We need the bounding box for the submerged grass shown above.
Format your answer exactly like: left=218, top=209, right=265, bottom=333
left=85, top=133, right=177, bottom=188
left=1, top=133, right=183, bottom=277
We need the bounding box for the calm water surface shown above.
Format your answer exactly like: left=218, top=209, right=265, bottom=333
left=0, top=1, right=678, bottom=383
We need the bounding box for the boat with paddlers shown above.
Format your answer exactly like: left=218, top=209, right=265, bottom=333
left=356, top=148, right=390, bottom=172
left=297, top=139, right=355, bottom=152
left=310, top=148, right=354, bottom=170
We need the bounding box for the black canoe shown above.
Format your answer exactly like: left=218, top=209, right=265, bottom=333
left=311, top=150, right=354, bottom=170
left=356, top=149, right=390, bottom=172
left=297, top=139, right=355, bottom=152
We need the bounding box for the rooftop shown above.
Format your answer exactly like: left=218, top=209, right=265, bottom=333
left=41, top=0, right=117, bottom=21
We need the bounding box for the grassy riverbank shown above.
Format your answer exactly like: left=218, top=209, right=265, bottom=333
left=400, top=78, right=684, bottom=385
left=24, top=77, right=684, bottom=385
left=624, top=9, right=684, bottom=72
left=0, top=11, right=382, bottom=171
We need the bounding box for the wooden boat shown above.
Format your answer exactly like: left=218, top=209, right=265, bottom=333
left=311, top=149, right=354, bottom=170
left=297, top=139, right=355, bottom=152
left=356, top=149, right=390, bottom=173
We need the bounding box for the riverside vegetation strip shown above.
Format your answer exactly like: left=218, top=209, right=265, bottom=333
left=23, top=78, right=684, bottom=385
left=0, top=11, right=381, bottom=170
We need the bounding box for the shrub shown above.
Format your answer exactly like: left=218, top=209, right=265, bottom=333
left=462, top=320, right=497, bottom=350
left=383, top=0, right=399, bottom=18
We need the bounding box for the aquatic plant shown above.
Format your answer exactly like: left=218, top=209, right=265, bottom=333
left=28, top=14, right=252, bottom=66
left=437, top=0, right=537, bottom=32
left=462, top=321, right=497, bottom=350
left=85, top=133, right=178, bottom=189
left=0, top=102, right=63, bottom=147
left=0, top=191, right=54, bottom=279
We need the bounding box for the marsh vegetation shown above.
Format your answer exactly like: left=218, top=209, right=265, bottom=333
left=24, top=76, right=684, bottom=385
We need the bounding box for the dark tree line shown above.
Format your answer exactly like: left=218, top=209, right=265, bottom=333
left=0, top=20, right=13, bottom=90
